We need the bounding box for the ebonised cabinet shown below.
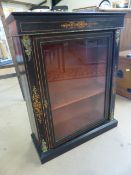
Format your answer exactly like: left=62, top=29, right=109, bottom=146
left=7, top=12, right=125, bottom=164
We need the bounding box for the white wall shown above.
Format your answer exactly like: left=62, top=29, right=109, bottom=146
left=0, top=2, right=29, bottom=60
left=58, top=0, right=101, bottom=11
left=2, top=2, right=29, bottom=18
left=2, top=0, right=52, bottom=16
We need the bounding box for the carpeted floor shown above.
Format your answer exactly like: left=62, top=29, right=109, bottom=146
left=0, top=77, right=131, bottom=175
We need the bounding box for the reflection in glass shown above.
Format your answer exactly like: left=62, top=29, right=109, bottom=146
left=43, top=38, right=108, bottom=141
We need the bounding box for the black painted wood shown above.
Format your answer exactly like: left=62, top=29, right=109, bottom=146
left=32, top=119, right=118, bottom=164
left=7, top=12, right=125, bottom=164
left=6, top=12, right=125, bottom=35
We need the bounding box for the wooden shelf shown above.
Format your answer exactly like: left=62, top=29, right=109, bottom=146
left=49, top=77, right=105, bottom=110
left=53, top=92, right=105, bottom=140
left=52, top=89, right=104, bottom=110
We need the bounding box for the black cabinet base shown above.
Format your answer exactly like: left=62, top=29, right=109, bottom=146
left=31, top=119, right=118, bottom=164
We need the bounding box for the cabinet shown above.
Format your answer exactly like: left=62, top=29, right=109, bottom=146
left=6, top=12, right=125, bottom=163
left=117, top=50, right=131, bottom=99
left=120, top=12, right=131, bottom=51
left=117, top=12, right=131, bottom=99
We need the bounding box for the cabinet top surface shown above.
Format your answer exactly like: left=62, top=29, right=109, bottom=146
left=6, top=11, right=126, bottom=24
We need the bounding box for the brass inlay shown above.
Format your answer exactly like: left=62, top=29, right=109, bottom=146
left=42, top=139, right=48, bottom=152
left=61, top=21, right=97, bottom=29
left=109, top=112, right=114, bottom=120
left=32, top=88, right=48, bottom=150
left=116, top=30, right=120, bottom=46
left=44, top=100, right=48, bottom=109
left=22, top=35, right=32, bottom=61
left=32, top=86, right=43, bottom=124
left=32, top=86, right=48, bottom=124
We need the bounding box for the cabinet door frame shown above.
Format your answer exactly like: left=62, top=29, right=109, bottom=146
left=31, top=30, right=114, bottom=147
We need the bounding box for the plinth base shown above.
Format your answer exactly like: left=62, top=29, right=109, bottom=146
left=31, top=119, right=118, bottom=164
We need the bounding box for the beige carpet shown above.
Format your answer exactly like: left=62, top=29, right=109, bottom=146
left=0, top=77, right=131, bottom=175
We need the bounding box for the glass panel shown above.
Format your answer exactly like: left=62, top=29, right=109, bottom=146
left=43, top=37, right=108, bottom=141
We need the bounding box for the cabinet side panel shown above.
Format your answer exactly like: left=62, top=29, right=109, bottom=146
left=12, top=36, right=39, bottom=140
left=8, top=20, right=18, bottom=36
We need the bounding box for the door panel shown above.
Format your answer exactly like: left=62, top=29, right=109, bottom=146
left=42, top=36, right=109, bottom=141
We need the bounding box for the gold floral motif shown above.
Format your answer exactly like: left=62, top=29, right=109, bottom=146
left=22, top=35, right=32, bottom=61
left=61, top=21, right=96, bottom=29
left=32, top=86, right=43, bottom=124
left=32, top=86, right=48, bottom=123
left=32, top=86, right=48, bottom=151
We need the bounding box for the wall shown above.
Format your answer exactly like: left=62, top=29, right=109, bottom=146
left=0, top=2, right=29, bottom=60
left=57, top=0, right=118, bottom=11
left=57, top=0, right=101, bottom=11
left=2, top=0, right=52, bottom=17
left=2, top=2, right=29, bottom=18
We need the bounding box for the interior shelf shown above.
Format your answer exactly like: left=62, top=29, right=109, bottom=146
left=49, top=76, right=105, bottom=110
left=53, top=92, right=105, bottom=140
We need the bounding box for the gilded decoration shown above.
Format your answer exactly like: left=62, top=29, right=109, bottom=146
left=22, top=35, right=32, bottom=61
left=61, top=21, right=97, bottom=29
left=32, top=86, right=48, bottom=151
left=109, top=112, right=114, bottom=120
left=116, top=30, right=120, bottom=46
left=44, top=100, right=48, bottom=109
left=32, top=86, right=43, bottom=124
left=42, top=139, right=48, bottom=152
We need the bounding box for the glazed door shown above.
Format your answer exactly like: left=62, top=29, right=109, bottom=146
left=40, top=32, right=113, bottom=145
